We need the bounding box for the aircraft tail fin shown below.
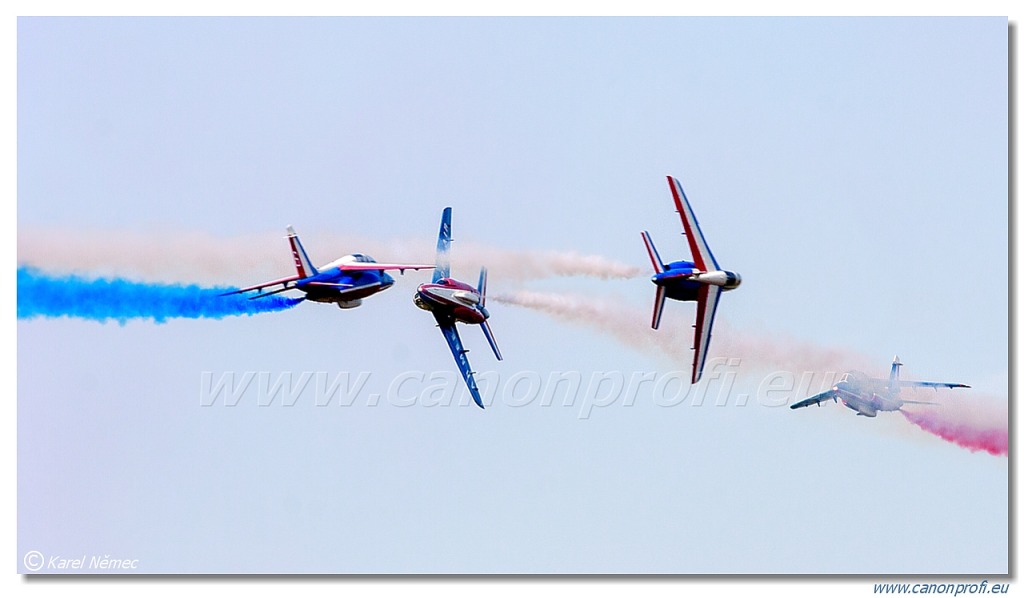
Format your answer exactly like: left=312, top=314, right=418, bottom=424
left=643, top=231, right=668, bottom=330
left=889, top=355, right=903, bottom=392
left=286, top=226, right=318, bottom=278
left=432, top=207, right=452, bottom=283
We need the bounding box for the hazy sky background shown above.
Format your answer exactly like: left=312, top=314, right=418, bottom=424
left=17, top=17, right=1007, bottom=574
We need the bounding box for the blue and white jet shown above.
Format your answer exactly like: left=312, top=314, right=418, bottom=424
left=222, top=226, right=434, bottom=308
left=642, top=175, right=742, bottom=384
left=414, top=208, right=502, bottom=409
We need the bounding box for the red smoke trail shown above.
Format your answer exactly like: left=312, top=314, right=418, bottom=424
left=495, top=290, right=1008, bottom=456
left=900, top=402, right=1008, bottom=457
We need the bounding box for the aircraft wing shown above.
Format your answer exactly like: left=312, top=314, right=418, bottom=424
left=691, top=284, right=722, bottom=384
left=334, top=263, right=435, bottom=272
left=218, top=274, right=302, bottom=296
left=435, top=315, right=485, bottom=409
left=790, top=390, right=838, bottom=409
left=303, top=282, right=355, bottom=288
left=667, top=175, right=720, bottom=272
left=900, top=380, right=971, bottom=389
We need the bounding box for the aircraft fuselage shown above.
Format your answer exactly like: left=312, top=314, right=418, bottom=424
left=832, top=373, right=903, bottom=417
left=651, top=260, right=742, bottom=302
left=294, top=266, right=395, bottom=308
left=414, top=278, right=488, bottom=325
left=789, top=356, right=968, bottom=416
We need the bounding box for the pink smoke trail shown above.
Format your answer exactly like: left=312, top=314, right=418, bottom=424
left=899, top=398, right=1008, bottom=456
left=494, top=290, right=1007, bottom=457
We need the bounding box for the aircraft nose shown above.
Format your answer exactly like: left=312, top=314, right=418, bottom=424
left=726, top=272, right=742, bottom=289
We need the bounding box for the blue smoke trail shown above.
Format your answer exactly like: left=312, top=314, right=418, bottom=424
left=17, top=266, right=303, bottom=323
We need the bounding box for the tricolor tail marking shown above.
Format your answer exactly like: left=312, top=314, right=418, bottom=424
left=286, top=226, right=318, bottom=279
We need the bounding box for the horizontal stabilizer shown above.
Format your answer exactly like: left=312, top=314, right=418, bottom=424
left=900, top=381, right=971, bottom=389
left=651, top=285, right=667, bottom=330
left=219, top=274, right=302, bottom=297
left=249, top=287, right=296, bottom=300
left=641, top=231, right=666, bottom=274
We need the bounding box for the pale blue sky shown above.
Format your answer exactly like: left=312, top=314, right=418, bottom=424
left=17, top=17, right=1007, bottom=574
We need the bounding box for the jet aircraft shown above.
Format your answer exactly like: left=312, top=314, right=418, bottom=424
left=222, top=226, right=434, bottom=308
left=642, top=175, right=742, bottom=383
left=790, top=356, right=969, bottom=417
left=414, top=207, right=502, bottom=409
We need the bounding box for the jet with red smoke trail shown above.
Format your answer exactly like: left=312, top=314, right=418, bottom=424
left=790, top=356, right=969, bottom=417
left=642, top=175, right=742, bottom=384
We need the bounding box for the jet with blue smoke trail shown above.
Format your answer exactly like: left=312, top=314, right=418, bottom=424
left=17, top=266, right=302, bottom=323
left=221, top=226, right=435, bottom=309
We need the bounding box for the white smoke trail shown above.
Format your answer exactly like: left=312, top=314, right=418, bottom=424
left=17, top=228, right=644, bottom=286
left=454, top=242, right=645, bottom=281
left=18, top=229, right=290, bottom=285
left=491, top=289, right=874, bottom=375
